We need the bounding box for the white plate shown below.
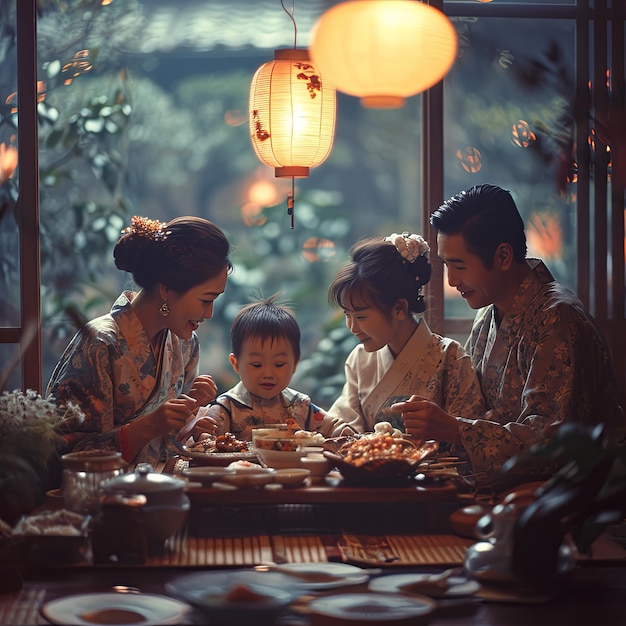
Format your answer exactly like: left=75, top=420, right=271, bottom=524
left=308, top=592, right=436, bottom=622
left=369, top=573, right=480, bottom=597
left=41, top=592, right=191, bottom=625
left=263, top=562, right=371, bottom=589
left=272, top=468, right=311, bottom=486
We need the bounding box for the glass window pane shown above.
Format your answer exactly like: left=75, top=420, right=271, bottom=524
left=0, top=0, right=20, bottom=331
left=443, top=15, right=576, bottom=320
left=36, top=0, right=421, bottom=400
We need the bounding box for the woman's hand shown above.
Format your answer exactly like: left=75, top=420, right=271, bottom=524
left=152, top=394, right=198, bottom=434
left=175, top=409, right=219, bottom=443
left=392, top=394, right=461, bottom=445
left=124, top=395, right=198, bottom=458
left=187, top=375, right=218, bottom=408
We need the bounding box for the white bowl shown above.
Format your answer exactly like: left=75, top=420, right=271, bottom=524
left=255, top=447, right=306, bottom=469
left=300, top=454, right=333, bottom=482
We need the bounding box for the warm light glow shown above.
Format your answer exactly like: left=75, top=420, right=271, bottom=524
left=527, top=213, right=563, bottom=260
left=249, top=49, right=336, bottom=178
left=248, top=180, right=279, bottom=207
left=309, top=0, right=458, bottom=108
left=0, top=142, right=18, bottom=183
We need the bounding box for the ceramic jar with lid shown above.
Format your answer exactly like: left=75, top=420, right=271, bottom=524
left=100, top=463, right=190, bottom=552
left=61, top=450, right=127, bottom=515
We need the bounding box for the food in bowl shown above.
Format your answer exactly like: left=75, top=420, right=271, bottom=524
left=324, top=432, right=439, bottom=485
left=251, top=425, right=329, bottom=469
left=189, top=432, right=249, bottom=453
left=166, top=571, right=295, bottom=626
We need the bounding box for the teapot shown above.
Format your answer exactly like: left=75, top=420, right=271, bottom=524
left=464, top=502, right=520, bottom=583
left=100, top=463, right=190, bottom=552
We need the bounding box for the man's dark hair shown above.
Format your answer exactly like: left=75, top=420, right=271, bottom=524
left=430, top=184, right=527, bottom=267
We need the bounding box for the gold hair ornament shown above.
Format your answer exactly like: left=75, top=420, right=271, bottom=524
left=121, top=216, right=169, bottom=241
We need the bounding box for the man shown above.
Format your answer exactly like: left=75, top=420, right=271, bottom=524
left=398, top=184, right=624, bottom=486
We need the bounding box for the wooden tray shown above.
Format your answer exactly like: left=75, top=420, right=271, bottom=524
left=183, top=472, right=458, bottom=506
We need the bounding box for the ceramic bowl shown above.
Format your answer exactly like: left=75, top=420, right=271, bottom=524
left=166, top=570, right=296, bottom=626
left=300, top=453, right=333, bottom=482
left=251, top=427, right=303, bottom=468
left=254, top=446, right=306, bottom=469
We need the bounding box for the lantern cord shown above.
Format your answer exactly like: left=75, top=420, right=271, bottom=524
left=287, top=176, right=295, bottom=229
left=280, top=0, right=297, bottom=49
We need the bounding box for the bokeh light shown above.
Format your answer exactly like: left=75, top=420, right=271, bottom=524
left=511, top=120, right=536, bottom=148
left=302, top=237, right=336, bottom=263
left=456, top=146, right=482, bottom=173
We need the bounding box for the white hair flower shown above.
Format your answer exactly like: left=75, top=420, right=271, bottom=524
left=384, top=232, right=430, bottom=263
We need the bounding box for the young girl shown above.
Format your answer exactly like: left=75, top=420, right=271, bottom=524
left=325, top=232, right=486, bottom=435
left=180, top=294, right=346, bottom=442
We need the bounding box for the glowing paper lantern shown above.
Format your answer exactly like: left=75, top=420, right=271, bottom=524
left=249, top=49, right=336, bottom=178
left=309, top=0, right=458, bottom=108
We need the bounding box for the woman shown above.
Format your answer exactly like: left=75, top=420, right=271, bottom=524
left=47, top=215, right=232, bottom=466
left=325, top=232, right=486, bottom=438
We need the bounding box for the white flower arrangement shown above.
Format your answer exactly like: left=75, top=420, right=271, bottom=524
left=384, top=232, right=430, bottom=263
left=0, top=389, right=84, bottom=438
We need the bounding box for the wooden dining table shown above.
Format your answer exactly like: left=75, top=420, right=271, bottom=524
left=2, top=457, right=626, bottom=625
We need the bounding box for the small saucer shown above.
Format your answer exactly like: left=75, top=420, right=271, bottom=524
left=272, top=468, right=311, bottom=487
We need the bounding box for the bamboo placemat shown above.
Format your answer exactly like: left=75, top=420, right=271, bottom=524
left=0, top=587, right=45, bottom=626
left=339, top=534, right=473, bottom=566
left=146, top=534, right=274, bottom=567
left=270, top=535, right=328, bottom=564
left=146, top=534, right=328, bottom=567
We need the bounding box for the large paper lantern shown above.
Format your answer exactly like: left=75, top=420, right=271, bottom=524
left=309, top=0, right=458, bottom=108
left=249, top=49, right=336, bottom=178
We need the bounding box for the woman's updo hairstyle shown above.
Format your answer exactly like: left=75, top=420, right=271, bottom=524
left=114, top=215, right=232, bottom=292
left=329, top=232, right=432, bottom=316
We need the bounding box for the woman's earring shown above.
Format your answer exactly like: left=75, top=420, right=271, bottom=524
left=160, top=301, right=170, bottom=317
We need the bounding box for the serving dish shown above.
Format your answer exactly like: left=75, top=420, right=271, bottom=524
left=324, top=438, right=439, bottom=486
left=169, top=436, right=259, bottom=466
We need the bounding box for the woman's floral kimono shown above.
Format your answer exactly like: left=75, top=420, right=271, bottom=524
left=47, top=291, right=199, bottom=466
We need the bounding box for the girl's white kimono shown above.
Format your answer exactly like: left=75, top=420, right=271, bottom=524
left=326, top=319, right=486, bottom=435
